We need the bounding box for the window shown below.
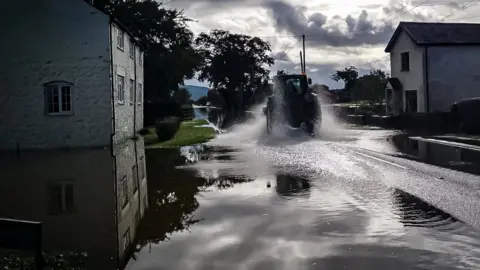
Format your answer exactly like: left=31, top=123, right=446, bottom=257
left=117, top=28, right=124, bottom=50
left=405, top=90, right=418, bottom=113
left=48, top=181, right=75, bottom=214
left=123, top=228, right=131, bottom=251
left=135, top=210, right=141, bottom=227
left=121, top=176, right=129, bottom=208
left=132, top=165, right=139, bottom=193
left=129, top=79, right=135, bottom=104
left=129, top=40, right=135, bottom=59
left=139, top=52, right=143, bottom=66
left=44, top=82, right=73, bottom=115
left=137, top=83, right=143, bottom=105
left=401, top=52, right=410, bottom=71
left=117, top=75, right=125, bottom=103
left=139, top=157, right=145, bottom=180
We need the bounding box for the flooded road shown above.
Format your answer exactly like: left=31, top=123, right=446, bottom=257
left=127, top=113, right=480, bottom=270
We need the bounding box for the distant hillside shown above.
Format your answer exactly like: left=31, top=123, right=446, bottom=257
left=183, top=85, right=209, bottom=101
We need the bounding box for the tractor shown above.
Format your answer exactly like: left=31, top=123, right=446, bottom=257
left=263, top=74, right=321, bottom=135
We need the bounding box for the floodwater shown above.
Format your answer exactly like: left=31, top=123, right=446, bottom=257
left=127, top=105, right=480, bottom=270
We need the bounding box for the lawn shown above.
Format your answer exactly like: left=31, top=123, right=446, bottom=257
left=143, top=119, right=216, bottom=148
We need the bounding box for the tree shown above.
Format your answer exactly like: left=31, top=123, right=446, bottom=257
left=330, top=66, right=358, bottom=91
left=195, top=29, right=274, bottom=119
left=172, top=87, right=193, bottom=105
left=89, top=0, right=203, bottom=102
left=351, top=69, right=389, bottom=104
left=195, top=96, right=209, bottom=106
left=312, top=84, right=329, bottom=92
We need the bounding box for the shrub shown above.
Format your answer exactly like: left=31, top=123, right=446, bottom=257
left=138, top=128, right=151, bottom=136
left=155, top=116, right=181, bottom=142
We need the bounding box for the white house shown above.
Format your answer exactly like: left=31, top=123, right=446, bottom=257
left=385, top=21, right=480, bottom=116
left=0, top=0, right=147, bottom=268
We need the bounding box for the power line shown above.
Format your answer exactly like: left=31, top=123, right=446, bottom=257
left=446, top=14, right=480, bottom=21
left=357, top=55, right=390, bottom=68
left=439, top=0, right=479, bottom=21
left=276, top=38, right=301, bottom=62
left=254, top=35, right=300, bottom=39
left=162, top=0, right=177, bottom=5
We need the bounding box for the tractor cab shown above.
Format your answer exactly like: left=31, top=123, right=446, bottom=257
left=263, top=74, right=320, bottom=135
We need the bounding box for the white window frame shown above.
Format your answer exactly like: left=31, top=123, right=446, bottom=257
left=44, top=81, right=74, bottom=116
left=121, top=176, right=129, bottom=208
left=137, top=83, right=143, bottom=105
left=139, top=157, right=145, bottom=180
left=117, top=75, right=125, bottom=104
left=117, top=28, right=124, bottom=51
left=123, top=228, right=131, bottom=251
left=139, top=52, right=143, bottom=66
left=132, top=165, right=139, bottom=193
left=50, top=181, right=75, bottom=214
left=129, top=79, right=135, bottom=104
left=129, top=40, right=135, bottom=59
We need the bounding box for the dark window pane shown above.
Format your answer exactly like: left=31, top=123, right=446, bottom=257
left=52, top=89, right=59, bottom=112
left=61, top=86, right=71, bottom=111
left=46, top=86, right=56, bottom=113
left=65, top=184, right=74, bottom=211
left=52, top=185, right=62, bottom=212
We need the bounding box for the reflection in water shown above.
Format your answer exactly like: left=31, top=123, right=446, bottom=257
left=390, top=134, right=480, bottom=175
left=0, top=139, right=148, bottom=270
left=193, top=107, right=208, bottom=120
left=126, top=145, right=480, bottom=270
left=275, top=174, right=311, bottom=198
left=392, top=189, right=460, bottom=230
left=132, top=146, right=253, bottom=260
left=180, top=144, right=205, bottom=163
left=193, top=106, right=225, bottom=128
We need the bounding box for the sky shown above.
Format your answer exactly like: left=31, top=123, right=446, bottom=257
left=165, top=0, right=480, bottom=89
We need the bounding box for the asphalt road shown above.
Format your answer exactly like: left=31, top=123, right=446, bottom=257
left=127, top=118, right=480, bottom=270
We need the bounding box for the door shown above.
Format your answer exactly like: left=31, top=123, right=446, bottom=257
left=405, top=90, right=418, bottom=113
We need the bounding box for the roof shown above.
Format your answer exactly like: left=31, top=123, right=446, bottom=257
left=82, top=0, right=146, bottom=50
left=385, top=78, right=402, bottom=91
left=385, top=21, right=480, bottom=52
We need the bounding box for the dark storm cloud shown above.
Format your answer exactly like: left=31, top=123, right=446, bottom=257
left=263, top=1, right=395, bottom=47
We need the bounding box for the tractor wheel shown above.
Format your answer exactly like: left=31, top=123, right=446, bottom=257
left=305, top=121, right=315, bottom=136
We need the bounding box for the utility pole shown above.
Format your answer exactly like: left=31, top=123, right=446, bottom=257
left=299, top=51, right=304, bottom=74
left=302, top=34, right=306, bottom=74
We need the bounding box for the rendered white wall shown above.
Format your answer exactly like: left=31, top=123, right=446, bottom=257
left=389, top=29, right=426, bottom=113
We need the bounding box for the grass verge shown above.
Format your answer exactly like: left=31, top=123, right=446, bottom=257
left=143, top=119, right=215, bottom=148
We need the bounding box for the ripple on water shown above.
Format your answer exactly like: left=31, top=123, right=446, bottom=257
left=391, top=189, right=464, bottom=232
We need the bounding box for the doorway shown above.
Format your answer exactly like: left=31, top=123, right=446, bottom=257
left=405, top=90, right=418, bottom=113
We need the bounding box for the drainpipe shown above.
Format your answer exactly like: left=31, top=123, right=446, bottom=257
left=109, top=21, right=120, bottom=268
left=132, top=40, right=141, bottom=223
left=424, top=47, right=430, bottom=112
